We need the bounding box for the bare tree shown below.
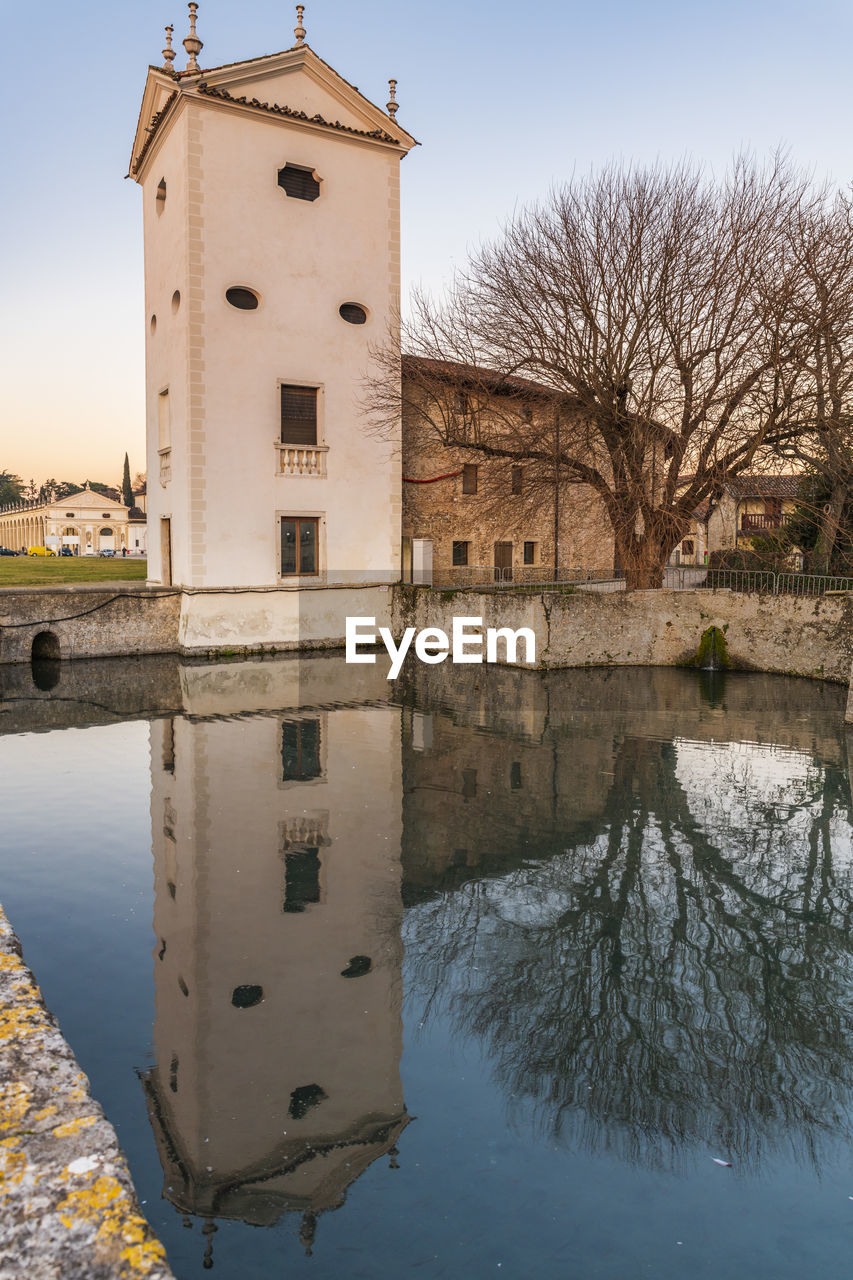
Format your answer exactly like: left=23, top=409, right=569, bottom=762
left=770, top=191, right=853, bottom=572
left=369, top=157, right=823, bottom=587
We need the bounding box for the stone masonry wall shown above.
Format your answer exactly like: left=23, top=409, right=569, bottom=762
left=0, top=905, right=174, bottom=1280
left=0, top=587, right=181, bottom=665
left=392, top=586, right=853, bottom=684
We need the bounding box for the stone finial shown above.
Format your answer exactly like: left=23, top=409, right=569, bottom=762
left=162, top=25, right=176, bottom=72
left=386, top=78, right=399, bottom=119
left=294, top=4, right=306, bottom=44
left=183, top=2, right=203, bottom=73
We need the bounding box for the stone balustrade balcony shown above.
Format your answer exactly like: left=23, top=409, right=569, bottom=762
left=277, top=443, right=329, bottom=477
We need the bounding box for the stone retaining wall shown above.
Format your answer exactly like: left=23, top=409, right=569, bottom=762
left=393, top=585, right=853, bottom=683
left=0, top=906, right=174, bottom=1280
left=3, top=583, right=853, bottom=691
left=0, top=586, right=180, bottom=665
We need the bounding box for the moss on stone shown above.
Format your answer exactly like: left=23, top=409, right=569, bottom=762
left=692, top=625, right=730, bottom=669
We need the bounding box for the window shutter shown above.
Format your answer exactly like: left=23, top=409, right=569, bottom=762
left=281, top=386, right=317, bottom=445
left=278, top=164, right=321, bottom=201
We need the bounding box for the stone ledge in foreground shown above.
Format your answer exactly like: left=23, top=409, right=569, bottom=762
left=0, top=904, right=174, bottom=1280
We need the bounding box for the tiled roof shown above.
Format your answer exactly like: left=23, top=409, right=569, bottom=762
left=402, top=354, right=578, bottom=403
left=130, top=90, right=178, bottom=175
left=195, top=82, right=399, bottom=142
left=726, top=474, right=802, bottom=499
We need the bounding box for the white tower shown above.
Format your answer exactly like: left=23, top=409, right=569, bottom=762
left=129, top=6, right=416, bottom=643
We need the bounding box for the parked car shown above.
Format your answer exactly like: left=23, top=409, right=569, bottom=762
left=59, top=546, right=73, bottom=557
left=27, top=546, right=56, bottom=557
left=99, top=548, right=116, bottom=558
left=0, top=547, right=18, bottom=557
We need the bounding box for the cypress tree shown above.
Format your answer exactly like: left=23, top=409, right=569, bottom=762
left=121, top=453, right=134, bottom=509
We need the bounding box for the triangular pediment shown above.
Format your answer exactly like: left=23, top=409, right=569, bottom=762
left=129, top=69, right=181, bottom=178
left=49, top=488, right=128, bottom=513
left=200, top=45, right=415, bottom=146
left=130, top=43, right=416, bottom=179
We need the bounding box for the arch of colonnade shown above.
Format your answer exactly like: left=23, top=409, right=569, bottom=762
left=0, top=512, right=129, bottom=553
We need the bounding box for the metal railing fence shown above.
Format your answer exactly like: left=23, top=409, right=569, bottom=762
left=426, top=565, right=853, bottom=597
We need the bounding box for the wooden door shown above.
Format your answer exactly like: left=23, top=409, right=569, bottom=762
left=494, top=541, right=513, bottom=582
left=160, top=518, right=172, bottom=586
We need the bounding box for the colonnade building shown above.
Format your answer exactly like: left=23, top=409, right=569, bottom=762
left=0, top=486, right=132, bottom=555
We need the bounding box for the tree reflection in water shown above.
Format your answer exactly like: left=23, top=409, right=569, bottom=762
left=403, top=720, right=853, bottom=1174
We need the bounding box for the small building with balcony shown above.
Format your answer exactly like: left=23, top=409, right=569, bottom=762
left=671, top=474, right=802, bottom=566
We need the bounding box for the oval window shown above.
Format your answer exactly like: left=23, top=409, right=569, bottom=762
left=226, top=287, right=260, bottom=311
left=171, top=290, right=181, bottom=313
left=231, top=984, right=263, bottom=1008
left=339, top=302, right=367, bottom=325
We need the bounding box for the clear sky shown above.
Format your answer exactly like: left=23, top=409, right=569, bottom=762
left=2, top=0, right=852, bottom=486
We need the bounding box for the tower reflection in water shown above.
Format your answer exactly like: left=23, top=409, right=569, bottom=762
left=139, top=656, right=853, bottom=1265
left=142, top=659, right=408, bottom=1265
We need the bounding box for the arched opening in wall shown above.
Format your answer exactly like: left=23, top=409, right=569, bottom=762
left=156, top=178, right=166, bottom=214
left=32, top=631, right=60, bottom=661
left=31, top=631, right=61, bottom=691
left=171, top=290, right=181, bottom=313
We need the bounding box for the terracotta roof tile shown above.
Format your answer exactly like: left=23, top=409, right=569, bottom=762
left=726, top=474, right=802, bottom=499
left=131, top=90, right=178, bottom=174
left=195, top=82, right=400, bottom=143
left=402, top=354, right=578, bottom=403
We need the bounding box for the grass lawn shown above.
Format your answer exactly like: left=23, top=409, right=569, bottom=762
left=0, top=558, right=148, bottom=587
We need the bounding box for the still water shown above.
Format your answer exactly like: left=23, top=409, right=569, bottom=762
left=2, top=654, right=853, bottom=1277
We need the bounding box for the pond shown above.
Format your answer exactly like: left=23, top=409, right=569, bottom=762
left=1, top=654, right=852, bottom=1278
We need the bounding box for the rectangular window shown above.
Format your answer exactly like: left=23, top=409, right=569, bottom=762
left=511, top=467, right=523, bottom=495
left=523, top=541, right=536, bottom=565
left=462, top=464, right=478, bottom=494
left=280, top=517, right=319, bottom=576
left=283, top=849, right=321, bottom=912
left=282, top=719, right=321, bottom=781
left=162, top=719, right=175, bottom=775
left=157, top=389, right=171, bottom=451
left=281, top=385, right=318, bottom=445
left=682, top=539, right=695, bottom=556
left=452, top=540, right=469, bottom=566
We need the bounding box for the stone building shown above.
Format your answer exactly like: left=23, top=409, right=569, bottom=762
left=400, top=357, right=615, bottom=584
left=129, top=4, right=416, bottom=645
left=671, top=474, right=802, bottom=565
left=0, top=486, right=131, bottom=555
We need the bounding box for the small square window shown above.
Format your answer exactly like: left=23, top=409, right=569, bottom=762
left=523, top=541, right=537, bottom=565
left=682, top=539, right=695, bottom=555
left=452, top=540, right=469, bottom=566
left=462, top=464, right=478, bottom=494
left=511, top=467, right=523, bottom=495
